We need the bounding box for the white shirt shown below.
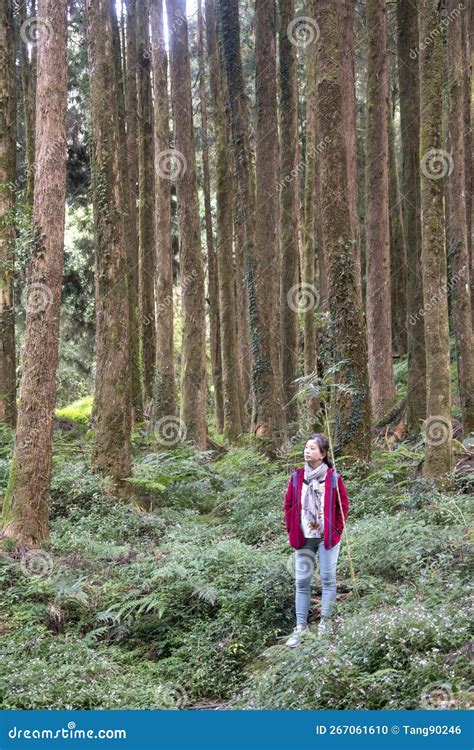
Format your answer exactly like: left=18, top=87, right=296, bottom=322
left=300, top=477, right=326, bottom=538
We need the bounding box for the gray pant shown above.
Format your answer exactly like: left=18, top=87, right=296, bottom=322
left=294, top=537, right=341, bottom=626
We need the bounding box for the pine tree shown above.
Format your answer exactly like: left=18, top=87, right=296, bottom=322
left=87, top=0, right=132, bottom=478
left=2, top=0, right=68, bottom=543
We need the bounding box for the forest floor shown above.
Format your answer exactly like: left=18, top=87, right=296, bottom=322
left=0, top=388, right=472, bottom=710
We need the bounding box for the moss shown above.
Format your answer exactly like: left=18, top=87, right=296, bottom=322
left=55, top=396, right=93, bottom=425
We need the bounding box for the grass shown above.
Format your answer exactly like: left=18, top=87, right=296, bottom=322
left=0, top=403, right=472, bottom=710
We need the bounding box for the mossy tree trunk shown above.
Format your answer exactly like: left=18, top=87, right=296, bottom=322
left=166, top=0, right=208, bottom=449
left=137, top=0, right=156, bottom=407
left=124, top=0, right=144, bottom=422
left=219, top=0, right=283, bottom=441
left=388, top=102, right=408, bottom=358
left=339, top=0, right=362, bottom=304
left=205, top=0, right=243, bottom=440
left=111, top=0, right=143, bottom=429
left=365, top=0, right=396, bottom=421
left=0, top=0, right=17, bottom=427
left=2, top=0, right=68, bottom=543
left=255, top=0, right=285, bottom=437
left=234, top=210, right=252, bottom=428
left=447, top=0, right=474, bottom=436
left=87, top=0, right=132, bottom=479
left=397, top=0, right=426, bottom=435
left=197, top=0, right=224, bottom=434
left=149, top=0, right=177, bottom=422
left=278, top=0, right=300, bottom=427
left=418, top=0, right=453, bottom=479
left=460, top=8, right=472, bottom=327
left=302, top=0, right=321, bottom=425
left=315, top=0, right=371, bottom=463
left=17, top=0, right=36, bottom=205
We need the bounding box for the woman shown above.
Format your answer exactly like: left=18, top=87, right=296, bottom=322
left=283, top=433, right=349, bottom=647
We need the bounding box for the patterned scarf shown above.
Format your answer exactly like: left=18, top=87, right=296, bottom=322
left=302, top=461, right=328, bottom=535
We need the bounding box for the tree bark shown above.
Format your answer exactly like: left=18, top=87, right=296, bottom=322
left=197, top=0, right=224, bottom=434
left=418, top=0, right=453, bottom=479
left=279, top=0, right=300, bottom=427
left=339, top=0, right=362, bottom=303
left=87, top=0, right=132, bottom=478
left=0, top=0, right=17, bottom=427
left=124, top=0, right=144, bottom=421
left=315, top=0, right=371, bottom=463
left=218, top=0, right=270, bottom=439
left=397, top=0, right=426, bottom=435
left=17, top=0, right=35, bottom=204
left=150, top=0, right=177, bottom=421
left=137, top=0, right=156, bottom=406
left=205, top=0, right=243, bottom=440
left=461, top=6, right=473, bottom=327
left=111, top=0, right=143, bottom=430
left=302, top=0, right=321, bottom=425
left=447, top=0, right=474, bottom=436
left=2, top=0, right=68, bottom=543
left=254, top=0, right=285, bottom=438
left=365, top=0, right=396, bottom=421
left=166, top=0, right=208, bottom=449
left=388, top=102, right=407, bottom=358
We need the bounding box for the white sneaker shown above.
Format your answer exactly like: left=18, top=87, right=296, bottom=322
left=285, top=624, right=310, bottom=647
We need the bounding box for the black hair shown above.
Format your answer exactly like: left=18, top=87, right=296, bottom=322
left=307, top=433, right=333, bottom=468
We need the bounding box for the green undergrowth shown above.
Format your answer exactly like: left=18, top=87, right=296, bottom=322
left=0, top=424, right=472, bottom=710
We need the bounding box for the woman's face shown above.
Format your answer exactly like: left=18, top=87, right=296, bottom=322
left=304, top=439, right=325, bottom=466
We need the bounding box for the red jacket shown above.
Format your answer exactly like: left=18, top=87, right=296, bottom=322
left=284, top=466, right=350, bottom=550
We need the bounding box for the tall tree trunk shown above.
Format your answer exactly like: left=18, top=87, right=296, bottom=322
left=111, top=0, right=142, bottom=430
left=137, top=0, right=156, bottom=406
left=87, top=0, right=132, bottom=478
left=339, top=0, right=362, bottom=303
left=234, top=209, right=252, bottom=426
left=418, top=0, right=453, bottom=480
left=0, top=0, right=17, bottom=427
left=17, top=0, right=35, bottom=204
left=315, top=0, right=371, bottom=463
left=150, top=0, right=177, bottom=421
left=302, top=0, right=320, bottom=425
left=2, top=0, right=68, bottom=543
left=461, top=6, right=473, bottom=327
left=253, top=0, right=285, bottom=439
left=205, top=0, right=243, bottom=440
left=388, top=102, right=407, bottom=358
left=447, top=0, right=474, bottom=436
left=197, top=0, right=224, bottom=434
left=397, top=0, right=426, bottom=435
left=166, top=0, right=208, bottom=449
left=124, top=0, right=144, bottom=421
left=279, top=0, right=300, bottom=427
left=365, top=0, right=396, bottom=421
left=218, top=0, right=267, bottom=438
